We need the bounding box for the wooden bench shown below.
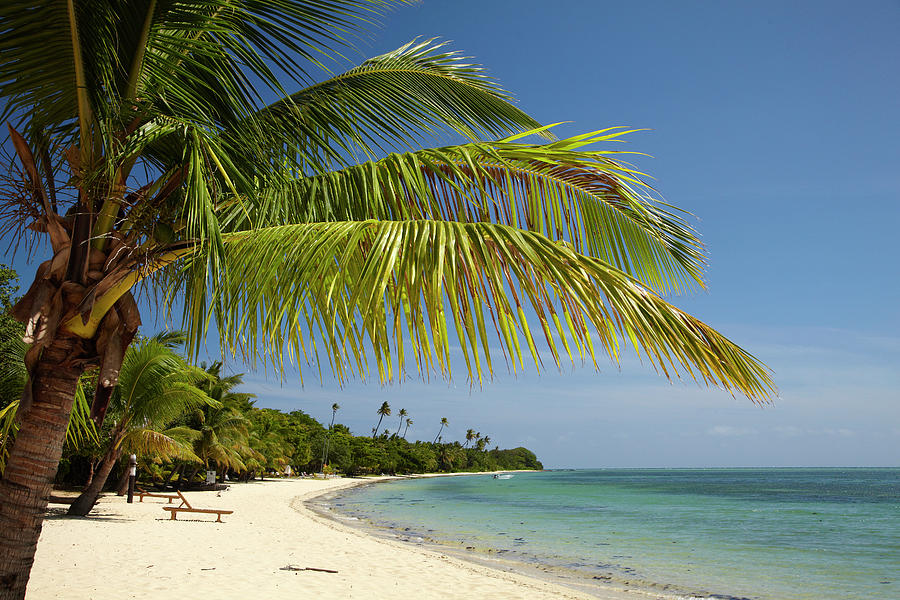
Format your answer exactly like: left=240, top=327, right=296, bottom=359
left=162, top=490, right=233, bottom=523
left=136, top=488, right=180, bottom=503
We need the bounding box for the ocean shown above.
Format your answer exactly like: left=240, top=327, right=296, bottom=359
left=314, top=468, right=899, bottom=600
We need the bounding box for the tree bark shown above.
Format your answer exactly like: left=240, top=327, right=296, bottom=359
left=160, top=463, right=182, bottom=490
left=81, top=459, right=97, bottom=491
left=0, top=336, right=83, bottom=600
left=67, top=439, right=121, bottom=516
left=115, top=459, right=130, bottom=496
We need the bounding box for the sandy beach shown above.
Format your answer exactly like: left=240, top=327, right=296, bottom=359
left=26, top=477, right=659, bottom=600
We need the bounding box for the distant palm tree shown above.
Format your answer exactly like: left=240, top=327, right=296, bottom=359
left=187, top=365, right=254, bottom=480
left=438, top=446, right=454, bottom=471
left=402, top=418, right=413, bottom=440
left=373, top=402, right=391, bottom=438
left=482, top=435, right=491, bottom=449
left=321, top=403, right=339, bottom=470
left=464, top=429, right=476, bottom=448
left=433, top=417, right=449, bottom=444
left=191, top=403, right=250, bottom=478
left=394, top=408, right=408, bottom=437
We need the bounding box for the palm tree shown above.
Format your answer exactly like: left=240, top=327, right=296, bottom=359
left=394, top=408, right=408, bottom=437
left=373, top=402, right=391, bottom=438
left=433, top=417, right=449, bottom=444
left=402, top=418, right=413, bottom=440
left=188, top=402, right=250, bottom=481
left=464, top=428, right=476, bottom=448
left=321, top=402, right=339, bottom=471
left=186, top=365, right=254, bottom=481
left=67, top=334, right=211, bottom=515
left=0, top=2, right=774, bottom=594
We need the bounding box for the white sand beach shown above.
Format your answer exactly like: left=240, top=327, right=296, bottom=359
left=26, top=477, right=662, bottom=600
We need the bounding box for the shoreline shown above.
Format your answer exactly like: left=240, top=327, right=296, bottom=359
left=303, top=472, right=684, bottom=600
left=27, top=475, right=656, bottom=600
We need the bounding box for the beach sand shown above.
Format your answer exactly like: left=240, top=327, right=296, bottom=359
left=27, top=477, right=657, bottom=600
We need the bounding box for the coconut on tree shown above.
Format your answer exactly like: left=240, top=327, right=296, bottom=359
left=0, top=1, right=773, bottom=596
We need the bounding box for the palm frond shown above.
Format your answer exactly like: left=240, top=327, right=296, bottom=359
left=120, top=427, right=201, bottom=462
left=113, top=336, right=215, bottom=428
left=243, top=38, right=545, bottom=165
left=186, top=220, right=774, bottom=403
left=230, top=129, right=704, bottom=295
left=0, top=1, right=408, bottom=135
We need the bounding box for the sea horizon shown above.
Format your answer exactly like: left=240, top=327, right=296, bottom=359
left=312, top=467, right=899, bottom=600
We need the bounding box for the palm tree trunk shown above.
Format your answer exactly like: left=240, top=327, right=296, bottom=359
left=160, top=463, right=181, bottom=490
left=0, top=335, right=83, bottom=600
left=68, top=428, right=125, bottom=515
left=82, top=459, right=96, bottom=490
left=373, top=415, right=384, bottom=438
left=115, top=458, right=131, bottom=495
left=67, top=446, right=119, bottom=516
left=184, top=466, right=200, bottom=484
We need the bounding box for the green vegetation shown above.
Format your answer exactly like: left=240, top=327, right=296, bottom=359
left=47, top=358, right=544, bottom=485
left=0, top=265, right=23, bottom=413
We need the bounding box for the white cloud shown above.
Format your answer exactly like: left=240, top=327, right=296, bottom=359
left=707, top=425, right=758, bottom=437
left=774, top=425, right=803, bottom=437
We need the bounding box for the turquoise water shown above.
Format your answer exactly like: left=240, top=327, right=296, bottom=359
left=321, top=469, right=899, bottom=599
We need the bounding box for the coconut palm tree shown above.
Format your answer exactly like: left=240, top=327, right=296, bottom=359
left=433, top=417, right=449, bottom=444
left=402, top=418, right=413, bottom=440
left=394, top=408, right=408, bottom=437
left=188, top=402, right=250, bottom=480
left=321, top=402, right=339, bottom=471
left=66, top=333, right=211, bottom=515
left=0, top=1, right=774, bottom=595
left=373, top=402, right=391, bottom=438
left=464, top=428, right=476, bottom=448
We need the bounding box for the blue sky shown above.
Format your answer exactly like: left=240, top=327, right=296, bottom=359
left=5, top=1, right=899, bottom=467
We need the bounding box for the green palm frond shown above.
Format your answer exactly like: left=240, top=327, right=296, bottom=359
left=246, top=38, right=545, bottom=164
left=114, top=337, right=214, bottom=428
left=235, top=129, right=703, bottom=295
left=190, top=220, right=773, bottom=402
left=0, top=0, right=408, bottom=134
left=120, top=427, right=201, bottom=463
left=0, top=338, right=27, bottom=404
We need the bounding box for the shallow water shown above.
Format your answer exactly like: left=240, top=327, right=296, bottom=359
left=320, top=469, right=899, bottom=599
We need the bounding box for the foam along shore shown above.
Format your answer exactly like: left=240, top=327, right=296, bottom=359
left=29, top=476, right=656, bottom=600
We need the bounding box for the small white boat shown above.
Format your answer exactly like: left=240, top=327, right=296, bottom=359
left=493, top=473, right=514, bottom=480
